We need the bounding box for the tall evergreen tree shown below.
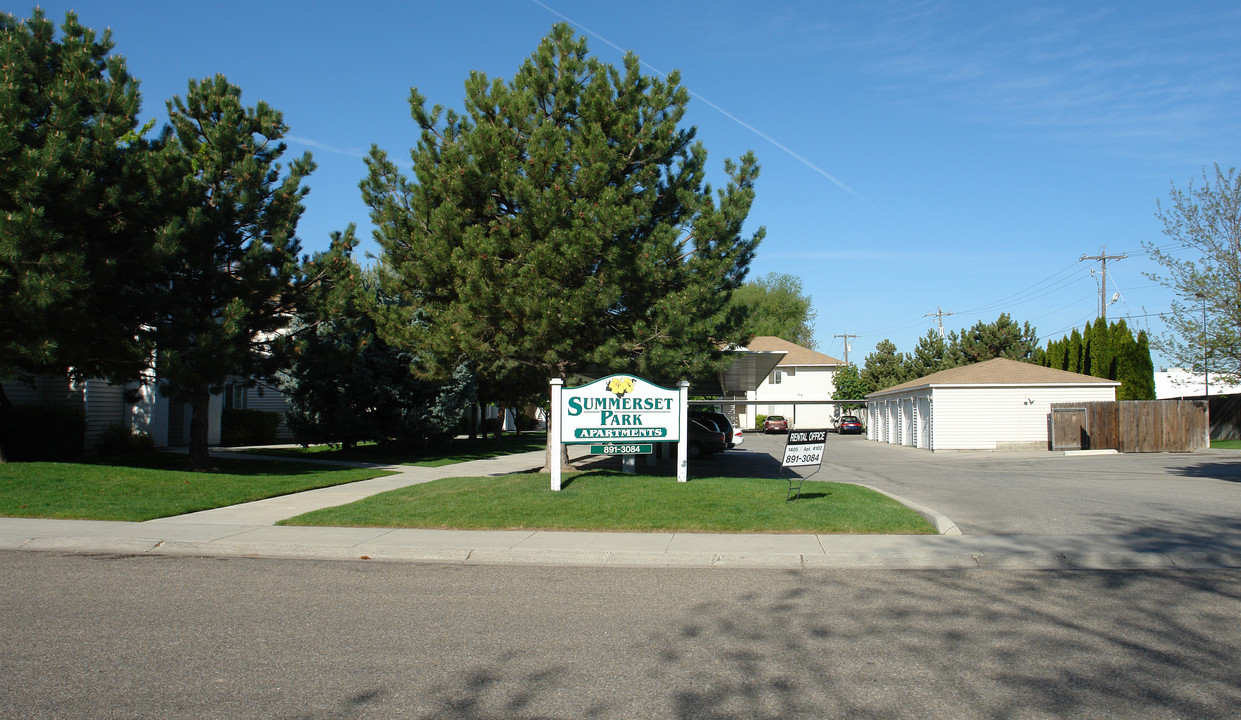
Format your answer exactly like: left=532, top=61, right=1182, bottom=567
left=860, top=339, right=910, bottom=392
left=1081, top=321, right=1095, bottom=376
left=908, top=330, right=950, bottom=378
left=157, top=75, right=314, bottom=469
left=1068, top=328, right=1084, bottom=374
left=362, top=24, right=763, bottom=468
left=1044, top=337, right=1067, bottom=371
left=946, top=313, right=1041, bottom=366
left=278, top=228, right=477, bottom=449
left=0, top=10, right=171, bottom=404
left=1121, top=330, right=1157, bottom=400
left=1043, top=320, right=1155, bottom=400
left=1089, top=317, right=1115, bottom=379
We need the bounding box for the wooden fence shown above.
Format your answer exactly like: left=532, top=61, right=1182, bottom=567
left=1050, top=400, right=1208, bottom=452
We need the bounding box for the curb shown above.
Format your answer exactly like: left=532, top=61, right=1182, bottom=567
left=850, top=483, right=961, bottom=535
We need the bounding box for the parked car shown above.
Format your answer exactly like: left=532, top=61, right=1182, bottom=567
left=763, top=415, right=788, bottom=433
left=838, top=415, right=863, bottom=434
left=688, top=417, right=729, bottom=458
left=689, top=410, right=743, bottom=448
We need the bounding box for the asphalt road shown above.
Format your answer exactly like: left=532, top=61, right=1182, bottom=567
left=3, top=552, right=1240, bottom=719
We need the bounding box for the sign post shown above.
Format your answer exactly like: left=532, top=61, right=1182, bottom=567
left=780, top=429, right=827, bottom=500
left=550, top=378, right=563, bottom=491
left=677, top=380, right=689, bottom=483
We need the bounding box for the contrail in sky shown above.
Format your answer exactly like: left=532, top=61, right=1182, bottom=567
left=529, top=0, right=861, bottom=199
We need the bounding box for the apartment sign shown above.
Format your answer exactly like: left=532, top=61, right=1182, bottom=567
left=560, top=375, right=681, bottom=444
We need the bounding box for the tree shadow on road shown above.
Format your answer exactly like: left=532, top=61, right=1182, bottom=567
left=396, top=567, right=1241, bottom=719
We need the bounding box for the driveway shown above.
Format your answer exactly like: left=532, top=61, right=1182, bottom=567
left=603, top=432, right=1241, bottom=544
left=815, top=434, right=1241, bottom=542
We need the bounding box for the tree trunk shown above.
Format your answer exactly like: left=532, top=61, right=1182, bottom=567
left=493, top=402, right=505, bottom=440
left=187, top=392, right=212, bottom=470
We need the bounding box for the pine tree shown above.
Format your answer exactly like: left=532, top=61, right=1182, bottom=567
left=0, top=10, right=171, bottom=403
left=946, top=313, right=1040, bottom=365
left=860, top=340, right=910, bottom=392
left=157, top=75, right=314, bottom=469
left=362, top=24, right=763, bottom=468
left=908, top=329, right=949, bottom=378
left=278, top=228, right=477, bottom=449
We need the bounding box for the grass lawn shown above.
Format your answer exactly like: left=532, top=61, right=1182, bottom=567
left=280, top=470, right=937, bottom=534
left=1211, top=439, right=1241, bottom=450
left=241, top=432, right=547, bottom=467
left=0, top=452, right=394, bottom=522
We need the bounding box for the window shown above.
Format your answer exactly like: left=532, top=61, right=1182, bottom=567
left=772, top=370, right=782, bottom=385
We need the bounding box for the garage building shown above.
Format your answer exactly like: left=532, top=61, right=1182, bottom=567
left=866, top=357, right=1119, bottom=451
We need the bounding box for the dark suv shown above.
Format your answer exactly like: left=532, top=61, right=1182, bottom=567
left=689, top=410, right=742, bottom=448
left=687, top=417, right=729, bottom=458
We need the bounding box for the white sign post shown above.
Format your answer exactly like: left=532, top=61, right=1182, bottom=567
left=550, top=374, right=686, bottom=491
left=550, top=378, right=564, bottom=491
left=677, top=380, right=689, bottom=483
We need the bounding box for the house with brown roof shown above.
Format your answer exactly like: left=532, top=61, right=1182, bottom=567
left=739, top=336, right=846, bottom=431
left=866, top=357, right=1119, bottom=451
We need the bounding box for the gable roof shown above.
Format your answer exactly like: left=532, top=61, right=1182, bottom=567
left=868, top=357, right=1120, bottom=397
left=745, top=336, right=843, bottom=367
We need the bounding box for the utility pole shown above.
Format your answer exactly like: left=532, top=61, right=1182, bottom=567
left=1081, top=246, right=1127, bottom=320
left=834, top=333, right=858, bottom=365
left=924, top=305, right=954, bottom=338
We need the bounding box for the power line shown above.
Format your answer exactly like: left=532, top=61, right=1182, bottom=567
left=833, top=333, right=858, bottom=364
left=924, top=306, right=955, bottom=338
left=1080, top=246, right=1127, bottom=320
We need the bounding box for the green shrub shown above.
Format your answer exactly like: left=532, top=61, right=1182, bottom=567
left=515, top=412, right=539, bottom=431
left=221, top=409, right=280, bottom=446
left=755, top=414, right=768, bottom=431
left=0, top=404, right=86, bottom=461
left=97, top=424, right=154, bottom=456
left=480, top=416, right=502, bottom=434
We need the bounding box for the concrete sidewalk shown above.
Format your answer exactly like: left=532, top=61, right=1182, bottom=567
left=3, top=446, right=1241, bottom=570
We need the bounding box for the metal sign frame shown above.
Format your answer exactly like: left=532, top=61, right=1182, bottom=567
left=780, top=429, right=827, bottom=501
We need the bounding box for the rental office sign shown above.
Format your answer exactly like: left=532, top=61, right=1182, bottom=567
left=550, top=375, right=689, bottom=490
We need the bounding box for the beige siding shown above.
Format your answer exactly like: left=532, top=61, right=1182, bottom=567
left=2, top=380, right=44, bottom=405
left=242, top=384, right=293, bottom=439
left=83, top=381, right=127, bottom=448
left=744, top=365, right=839, bottom=429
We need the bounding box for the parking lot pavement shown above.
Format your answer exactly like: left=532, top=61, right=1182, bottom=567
left=814, top=433, right=1241, bottom=540
left=589, top=432, right=1241, bottom=541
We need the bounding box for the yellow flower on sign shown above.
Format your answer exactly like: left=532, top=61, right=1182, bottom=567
left=606, top=376, right=635, bottom=397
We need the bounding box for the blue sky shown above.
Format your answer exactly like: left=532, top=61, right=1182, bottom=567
left=23, top=1, right=1241, bottom=365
